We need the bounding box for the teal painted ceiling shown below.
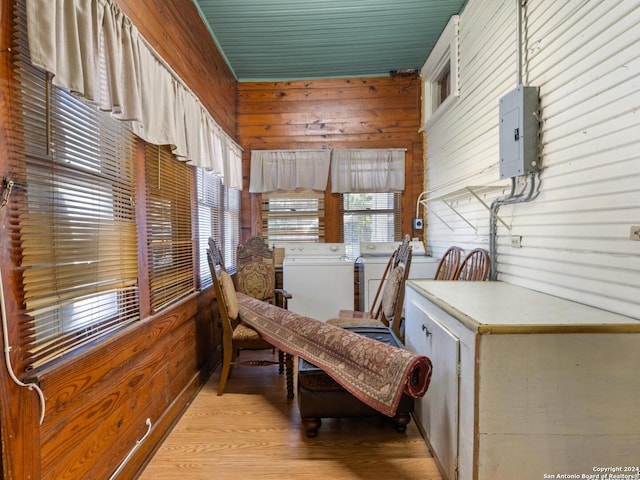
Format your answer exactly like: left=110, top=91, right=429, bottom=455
left=193, top=0, right=467, bottom=82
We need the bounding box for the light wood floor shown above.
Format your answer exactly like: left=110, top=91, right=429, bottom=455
left=138, top=351, right=443, bottom=480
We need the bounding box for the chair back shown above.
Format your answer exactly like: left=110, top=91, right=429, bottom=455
left=434, top=246, right=464, bottom=280
left=371, top=235, right=412, bottom=341
left=456, top=248, right=490, bottom=281
left=236, top=236, right=276, bottom=302
left=207, top=237, right=237, bottom=340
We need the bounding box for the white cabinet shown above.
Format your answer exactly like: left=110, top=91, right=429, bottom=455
left=404, top=300, right=460, bottom=480
left=405, top=280, right=640, bottom=480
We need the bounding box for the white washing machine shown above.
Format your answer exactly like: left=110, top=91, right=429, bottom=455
left=282, top=243, right=354, bottom=321
left=358, top=241, right=440, bottom=312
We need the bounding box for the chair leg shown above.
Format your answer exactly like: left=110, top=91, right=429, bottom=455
left=217, top=345, right=235, bottom=396
left=278, top=350, right=284, bottom=374
left=285, top=353, right=294, bottom=399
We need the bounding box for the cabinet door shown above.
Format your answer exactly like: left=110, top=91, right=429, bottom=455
left=405, top=297, right=460, bottom=480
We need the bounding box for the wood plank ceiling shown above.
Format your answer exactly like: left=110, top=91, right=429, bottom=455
left=193, top=0, right=468, bottom=81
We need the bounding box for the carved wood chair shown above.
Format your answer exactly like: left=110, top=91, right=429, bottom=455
left=433, top=246, right=464, bottom=280
left=236, top=236, right=292, bottom=371
left=236, top=236, right=291, bottom=309
left=207, top=238, right=293, bottom=397
left=455, top=248, right=490, bottom=281
left=327, top=235, right=413, bottom=342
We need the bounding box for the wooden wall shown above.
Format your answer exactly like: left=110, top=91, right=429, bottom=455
left=0, top=0, right=235, bottom=478
left=237, top=77, right=425, bottom=242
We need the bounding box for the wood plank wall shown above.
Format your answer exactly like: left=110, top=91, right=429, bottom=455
left=0, top=0, right=235, bottom=478
left=237, top=77, right=425, bottom=242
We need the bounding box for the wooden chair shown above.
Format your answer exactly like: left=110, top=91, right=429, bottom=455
left=327, top=235, right=413, bottom=342
left=207, top=238, right=293, bottom=397
left=455, top=248, right=490, bottom=281
left=236, top=236, right=292, bottom=371
left=433, top=246, right=464, bottom=280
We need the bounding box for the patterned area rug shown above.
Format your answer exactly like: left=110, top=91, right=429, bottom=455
left=237, top=293, right=432, bottom=417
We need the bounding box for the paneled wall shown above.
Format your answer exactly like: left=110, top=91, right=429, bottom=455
left=0, top=0, right=234, bottom=478
left=237, top=77, right=424, bottom=241
left=423, top=0, right=640, bottom=318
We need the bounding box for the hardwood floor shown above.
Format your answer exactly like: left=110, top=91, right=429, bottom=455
left=138, top=351, right=443, bottom=480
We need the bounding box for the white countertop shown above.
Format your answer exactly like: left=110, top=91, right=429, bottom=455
left=406, top=280, right=640, bottom=333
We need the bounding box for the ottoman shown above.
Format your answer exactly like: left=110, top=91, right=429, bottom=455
left=297, top=325, right=415, bottom=437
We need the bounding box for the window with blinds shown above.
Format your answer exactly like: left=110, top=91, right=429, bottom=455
left=340, top=192, right=402, bottom=259
left=223, top=184, right=241, bottom=269
left=9, top=0, right=139, bottom=370
left=145, top=146, right=195, bottom=312
left=261, top=190, right=325, bottom=243
left=196, top=168, right=240, bottom=289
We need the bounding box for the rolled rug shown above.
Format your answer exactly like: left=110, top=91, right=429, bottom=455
left=237, top=292, right=432, bottom=417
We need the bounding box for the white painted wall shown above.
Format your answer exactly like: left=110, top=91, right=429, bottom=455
left=422, top=0, right=640, bottom=319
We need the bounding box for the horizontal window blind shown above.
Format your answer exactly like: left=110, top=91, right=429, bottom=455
left=197, top=168, right=222, bottom=289
left=9, top=0, right=139, bottom=370
left=224, top=186, right=241, bottom=269
left=145, top=145, right=195, bottom=312
left=262, top=190, right=325, bottom=243
left=340, top=192, right=402, bottom=259
left=197, top=168, right=240, bottom=288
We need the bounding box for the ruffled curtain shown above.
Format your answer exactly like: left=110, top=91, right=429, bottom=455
left=331, top=149, right=405, bottom=193
left=249, top=150, right=331, bottom=193
left=25, top=0, right=242, bottom=190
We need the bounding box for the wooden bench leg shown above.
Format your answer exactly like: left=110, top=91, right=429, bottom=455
left=301, top=417, right=321, bottom=437
left=392, top=412, right=411, bottom=432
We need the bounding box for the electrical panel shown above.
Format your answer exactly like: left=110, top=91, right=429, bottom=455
left=499, top=85, right=540, bottom=179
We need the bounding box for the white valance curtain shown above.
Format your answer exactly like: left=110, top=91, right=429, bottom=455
left=331, top=149, right=405, bottom=193
left=25, top=0, right=243, bottom=190
left=249, top=150, right=331, bottom=193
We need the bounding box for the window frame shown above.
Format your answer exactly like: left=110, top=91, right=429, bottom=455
left=421, top=15, right=459, bottom=129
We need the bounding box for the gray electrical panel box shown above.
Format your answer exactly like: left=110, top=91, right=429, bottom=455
left=499, top=85, right=540, bottom=179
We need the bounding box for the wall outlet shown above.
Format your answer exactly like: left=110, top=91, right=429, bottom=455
left=510, top=235, right=522, bottom=247
left=631, top=226, right=640, bottom=241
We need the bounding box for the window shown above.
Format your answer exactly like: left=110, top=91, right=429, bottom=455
left=145, top=145, right=195, bottom=312
left=10, top=1, right=139, bottom=370
left=436, top=63, right=451, bottom=106
left=421, top=15, right=459, bottom=128
left=341, top=192, right=402, bottom=260
left=196, top=167, right=240, bottom=289
left=223, top=184, right=241, bottom=269
left=262, top=190, right=325, bottom=243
